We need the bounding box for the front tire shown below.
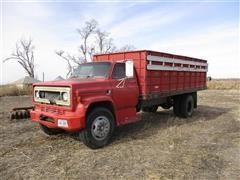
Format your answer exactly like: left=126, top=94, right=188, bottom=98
left=79, top=107, right=115, bottom=149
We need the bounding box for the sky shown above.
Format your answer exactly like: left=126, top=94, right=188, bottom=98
left=0, top=0, right=239, bottom=84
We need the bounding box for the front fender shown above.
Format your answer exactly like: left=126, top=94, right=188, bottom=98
left=79, top=95, right=118, bottom=125
left=83, top=95, right=116, bottom=110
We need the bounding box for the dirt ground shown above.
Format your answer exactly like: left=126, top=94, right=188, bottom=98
left=0, top=90, right=239, bottom=180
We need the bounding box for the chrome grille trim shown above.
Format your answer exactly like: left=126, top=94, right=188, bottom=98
left=34, top=86, right=70, bottom=106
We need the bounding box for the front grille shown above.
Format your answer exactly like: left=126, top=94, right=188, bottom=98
left=38, top=91, right=61, bottom=104
left=44, top=91, right=61, bottom=101
left=34, top=86, right=70, bottom=106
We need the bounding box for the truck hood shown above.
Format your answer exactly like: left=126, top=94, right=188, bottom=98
left=33, top=78, right=110, bottom=108
left=33, top=78, right=107, bottom=87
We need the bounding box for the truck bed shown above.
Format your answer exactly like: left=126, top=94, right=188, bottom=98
left=93, top=50, right=208, bottom=99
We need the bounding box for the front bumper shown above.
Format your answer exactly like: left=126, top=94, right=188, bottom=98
left=30, top=104, right=86, bottom=131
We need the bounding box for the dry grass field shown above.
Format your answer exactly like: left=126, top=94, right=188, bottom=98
left=207, top=79, right=240, bottom=90
left=0, top=88, right=239, bottom=179
left=0, top=85, right=32, bottom=97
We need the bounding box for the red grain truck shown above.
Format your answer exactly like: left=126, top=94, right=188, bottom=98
left=30, top=50, right=208, bottom=148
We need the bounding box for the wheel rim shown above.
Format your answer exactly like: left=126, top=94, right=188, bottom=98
left=91, top=116, right=110, bottom=141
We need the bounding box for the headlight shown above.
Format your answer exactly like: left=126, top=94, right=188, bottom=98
left=35, top=91, right=39, bottom=98
left=62, top=92, right=68, bottom=101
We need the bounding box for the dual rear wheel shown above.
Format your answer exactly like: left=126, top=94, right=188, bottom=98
left=174, top=94, right=195, bottom=118
left=141, top=93, right=196, bottom=118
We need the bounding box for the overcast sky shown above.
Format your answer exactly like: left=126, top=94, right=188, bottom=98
left=1, top=1, right=239, bottom=84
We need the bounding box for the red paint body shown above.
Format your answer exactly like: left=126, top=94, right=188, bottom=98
left=30, top=50, right=207, bottom=131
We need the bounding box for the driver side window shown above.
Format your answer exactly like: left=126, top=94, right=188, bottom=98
left=112, top=63, right=125, bottom=79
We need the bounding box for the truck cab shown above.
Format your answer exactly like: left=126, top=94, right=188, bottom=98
left=31, top=60, right=139, bottom=149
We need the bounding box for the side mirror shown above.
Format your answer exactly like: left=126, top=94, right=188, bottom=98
left=125, top=60, right=134, bottom=78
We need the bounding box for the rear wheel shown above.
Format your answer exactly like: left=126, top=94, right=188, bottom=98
left=142, top=105, right=158, bottom=113
left=79, top=107, right=115, bottom=149
left=39, top=124, right=64, bottom=135
left=180, top=94, right=194, bottom=118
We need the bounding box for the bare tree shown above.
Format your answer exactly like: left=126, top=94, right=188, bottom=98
left=106, top=39, right=117, bottom=53
left=77, top=19, right=98, bottom=62
left=4, top=38, right=35, bottom=78
left=56, top=19, right=135, bottom=77
left=87, top=46, right=96, bottom=61
left=55, top=50, right=73, bottom=78
left=95, top=30, right=106, bottom=53
left=95, top=29, right=116, bottom=54
left=55, top=50, right=84, bottom=78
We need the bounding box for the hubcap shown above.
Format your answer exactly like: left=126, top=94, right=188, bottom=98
left=91, top=116, right=110, bottom=141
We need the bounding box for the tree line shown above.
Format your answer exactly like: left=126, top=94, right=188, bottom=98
left=4, top=19, right=134, bottom=79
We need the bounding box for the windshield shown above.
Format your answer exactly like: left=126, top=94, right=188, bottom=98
left=71, top=62, right=111, bottom=78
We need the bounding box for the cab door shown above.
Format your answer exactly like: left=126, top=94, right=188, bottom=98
left=111, top=63, right=139, bottom=125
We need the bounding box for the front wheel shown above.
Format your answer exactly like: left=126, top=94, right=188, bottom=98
left=79, top=108, right=115, bottom=149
